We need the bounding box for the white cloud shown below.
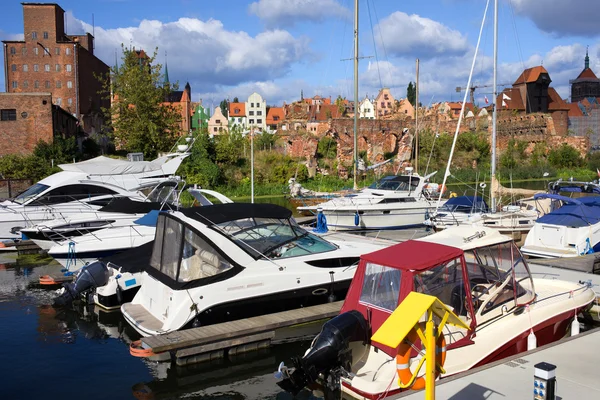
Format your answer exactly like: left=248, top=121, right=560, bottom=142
left=375, top=12, right=470, bottom=59
left=248, top=0, right=350, bottom=28
left=511, top=0, right=600, bottom=37
left=67, top=12, right=313, bottom=94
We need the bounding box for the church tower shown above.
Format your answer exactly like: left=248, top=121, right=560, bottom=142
left=570, top=48, right=600, bottom=103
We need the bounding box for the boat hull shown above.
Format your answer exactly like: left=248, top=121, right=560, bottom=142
left=320, top=205, right=436, bottom=231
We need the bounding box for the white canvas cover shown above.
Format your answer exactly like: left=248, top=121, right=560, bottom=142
left=58, top=154, right=184, bottom=176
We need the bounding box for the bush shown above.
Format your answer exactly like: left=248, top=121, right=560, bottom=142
left=548, top=144, right=583, bottom=168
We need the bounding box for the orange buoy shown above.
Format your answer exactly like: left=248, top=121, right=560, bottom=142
left=130, top=340, right=157, bottom=358
left=39, top=275, right=59, bottom=285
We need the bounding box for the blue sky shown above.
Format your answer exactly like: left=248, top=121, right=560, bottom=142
left=1, top=0, right=599, bottom=109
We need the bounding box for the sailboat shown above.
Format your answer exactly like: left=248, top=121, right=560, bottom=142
left=424, top=2, right=545, bottom=239
left=297, top=0, right=442, bottom=230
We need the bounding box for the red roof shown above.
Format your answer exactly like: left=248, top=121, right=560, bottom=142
left=496, top=88, right=525, bottom=110
left=514, top=66, right=549, bottom=85
left=266, top=107, right=284, bottom=125
left=566, top=103, right=584, bottom=117
left=361, top=240, right=463, bottom=272
left=229, top=102, right=245, bottom=117
left=577, top=68, right=599, bottom=80
left=547, top=88, right=569, bottom=111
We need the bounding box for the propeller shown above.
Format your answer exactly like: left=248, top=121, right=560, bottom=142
left=274, top=361, right=290, bottom=379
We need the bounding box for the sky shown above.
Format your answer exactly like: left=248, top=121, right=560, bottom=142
left=1, top=0, right=599, bottom=109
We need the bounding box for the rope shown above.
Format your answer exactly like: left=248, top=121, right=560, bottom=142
left=64, top=241, right=76, bottom=273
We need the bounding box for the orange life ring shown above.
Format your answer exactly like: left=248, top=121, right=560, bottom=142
left=39, top=275, right=59, bottom=285
left=130, top=340, right=157, bottom=358
left=396, top=323, right=446, bottom=390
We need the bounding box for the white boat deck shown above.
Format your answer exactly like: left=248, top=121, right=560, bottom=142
left=396, top=328, right=600, bottom=399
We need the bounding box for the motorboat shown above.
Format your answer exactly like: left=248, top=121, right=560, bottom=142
left=0, top=153, right=190, bottom=240
left=21, top=179, right=183, bottom=251
left=276, top=225, right=595, bottom=399
left=297, top=171, right=442, bottom=231
left=424, top=195, right=489, bottom=230
left=521, top=193, right=600, bottom=258
left=120, top=203, right=395, bottom=337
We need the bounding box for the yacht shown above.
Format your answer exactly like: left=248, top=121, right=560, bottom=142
left=423, top=195, right=489, bottom=230
left=0, top=152, right=189, bottom=240
left=120, top=203, right=395, bottom=337
left=521, top=193, right=600, bottom=258
left=297, top=171, right=442, bottom=231
left=276, top=225, right=595, bottom=398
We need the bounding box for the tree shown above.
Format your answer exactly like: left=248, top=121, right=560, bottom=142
left=101, top=45, right=181, bottom=159
left=233, top=97, right=239, bottom=103
left=220, top=99, right=229, bottom=118
left=407, top=82, right=416, bottom=106
left=548, top=144, right=583, bottom=168
left=335, top=95, right=346, bottom=116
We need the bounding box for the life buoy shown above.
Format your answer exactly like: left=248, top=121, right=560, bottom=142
left=130, top=340, right=157, bottom=358
left=449, top=192, right=457, bottom=198
left=396, top=323, right=447, bottom=390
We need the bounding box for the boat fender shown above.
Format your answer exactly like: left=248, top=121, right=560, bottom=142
left=396, top=322, right=446, bottom=390
left=571, top=315, right=580, bottom=336
left=527, top=329, right=537, bottom=350
left=354, top=211, right=360, bottom=226
left=115, top=274, right=123, bottom=304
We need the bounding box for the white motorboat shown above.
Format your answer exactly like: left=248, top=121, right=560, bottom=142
left=298, top=172, right=442, bottom=231
left=276, top=225, right=595, bottom=398
left=120, top=203, right=395, bottom=337
left=0, top=153, right=189, bottom=240
left=521, top=193, right=600, bottom=258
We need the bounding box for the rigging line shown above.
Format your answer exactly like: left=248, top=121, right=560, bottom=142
left=366, top=0, right=383, bottom=89
left=436, top=0, right=492, bottom=213
left=370, top=0, right=393, bottom=86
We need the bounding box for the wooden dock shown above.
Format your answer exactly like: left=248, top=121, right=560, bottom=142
left=141, top=300, right=343, bottom=366
left=15, top=239, right=43, bottom=255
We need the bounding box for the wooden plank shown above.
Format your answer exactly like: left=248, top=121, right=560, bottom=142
left=175, top=331, right=275, bottom=358
left=147, top=301, right=343, bottom=353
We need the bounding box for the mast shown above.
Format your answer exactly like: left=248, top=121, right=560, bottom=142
left=353, top=0, right=359, bottom=190
left=415, top=58, right=420, bottom=174
left=490, top=0, right=498, bottom=212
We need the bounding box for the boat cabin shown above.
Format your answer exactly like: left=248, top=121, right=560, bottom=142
left=438, top=195, right=489, bottom=214
left=367, top=175, right=421, bottom=192
left=340, top=239, right=535, bottom=355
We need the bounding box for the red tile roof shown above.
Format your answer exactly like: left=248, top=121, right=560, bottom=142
left=513, top=66, right=549, bottom=85
left=229, top=102, right=246, bottom=117
left=566, top=103, right=584, bottom=117
left=309, top=104, right=342, bottom=121
left=496, top=88, right=525, bottom=110
left=577, top=68, right=599, bottom=80
left=547, top=88, right=569, bottom=111
left=266, top=107, right=284, bottom=125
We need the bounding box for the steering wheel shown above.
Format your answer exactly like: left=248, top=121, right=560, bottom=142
left=470, top=283, right=490, bottom=307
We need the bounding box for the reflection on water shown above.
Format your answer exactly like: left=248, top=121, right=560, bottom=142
left=0, top=253, right=320, bottom=400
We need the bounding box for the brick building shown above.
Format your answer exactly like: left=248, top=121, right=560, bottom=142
left=2, top=3, right=109, bottom=135
left=0, top=92, right=78, bottom=156
left=570, top=49, right=600, bottom=103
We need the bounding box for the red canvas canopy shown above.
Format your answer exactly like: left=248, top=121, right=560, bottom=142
left=361, top=240, right=464, bottom=271
left=341, top=240, right=468, bottom=356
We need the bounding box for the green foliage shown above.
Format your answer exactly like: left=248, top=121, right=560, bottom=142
left=317, top=136, right=337, bottom=160
left=220, top=99, right=229, bottom=118
left=548, top=144, right=584, bottom=168
left=254, top=132, right=277, bottom=151
left=33, top=136, right=78, bottom=165
left=586, top=151, right=600, bottom=172
left=233, top=97, right=239, bottom=103
left=407, top=82, right=416, bottom=106
left=499, top=139, right=527, bottom=170
left=529, top=142, right=548, bottom=166
left=101, top=45, right=181, bottom=159
left=214, top=131, right=244, bottom=165
left=335, top=95, right=346, bottom=116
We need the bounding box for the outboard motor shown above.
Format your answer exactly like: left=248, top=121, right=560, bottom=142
left=53, top=261, right=110, bottom=307
left=277, top=310, right=369, bottom=396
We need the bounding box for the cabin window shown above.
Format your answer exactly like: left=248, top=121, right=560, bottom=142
left=159, top=217, right=183, bottom=279
left=179, top=228, right=233, bottom=281
left=359, top=262, right=401, bottom=312
left=28, top=184, right=118, bottom=205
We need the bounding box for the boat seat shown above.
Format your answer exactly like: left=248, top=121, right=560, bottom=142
left=180, top=249, right=220, bottom=281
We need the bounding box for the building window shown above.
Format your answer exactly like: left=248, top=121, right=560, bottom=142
left=55, top=48, right=60, bottom=55
left=257, top=111, right=262, bottom=116
left=45, top=80, right=50, bottom=88
left=67, top=98, right=72, bottom=106
left=238, top=118, right=242, bottom=123
left=66, top=64, right=72, bottom=72
left=33, top=47, right=38, bottom=56
left=34, top=80, right=39, bottom=88
left=11, top=64, right=16, bottom=72
left=23, top=81, right=28, bottom=88
left=56, top=98, right=62, bottom=106
left=31, top=31, right=37, bottom=39
left=43, top=31, right=49, bottom=39
left=33, top=64, right=39, bottom=72
left=12, top=81, right=17, bottom=89
left=23, top=64, right=28, bottom=72
left=251, top=103, right=254, bottom=107
left=213, top=127, right=217, bottom=132
left=22, top=47, right=27, bottom=56
left=55, top=64, right=60, bottom=72
left=10, top=47, right=16, bottom=55
left=0, top=109, right=17, bottom=121
left=66, top=47, right=71, bottom=55
left=56, top=81, right=62, bottom=88
left=257, top=119, right=262, bottom=124
left=249, top=111, right=254, bottom=116
left=249, top=119, right=254, bottom=124
left=44, top=64, right=50, bottom=72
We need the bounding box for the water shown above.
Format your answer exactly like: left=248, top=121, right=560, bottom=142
left=0, top=254, right=316, bottom=400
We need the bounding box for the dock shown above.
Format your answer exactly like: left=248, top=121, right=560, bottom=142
left=141, top=300, right=343, bottom=366
left=396, top=327, right=600, bottom=399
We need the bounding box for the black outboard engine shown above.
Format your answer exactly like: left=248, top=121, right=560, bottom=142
left=277, top=310, right=369, bottom=396
left=53, top=261, right=110, bottom=307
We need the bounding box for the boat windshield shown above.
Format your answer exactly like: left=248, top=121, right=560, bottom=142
left=217, top=217, right=337, bottom=259
left=440, top=196, right=488, bottom=214
left=12, top=183, right=50, bottom=205
left=368, top=175, right=420, bottom=191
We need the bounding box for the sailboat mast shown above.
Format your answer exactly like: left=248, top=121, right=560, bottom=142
left=353, top=0, right=359, bottom=190
left=415, top=58, right=420, bottom=174
left=490, top=0, right=498, bottom=212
